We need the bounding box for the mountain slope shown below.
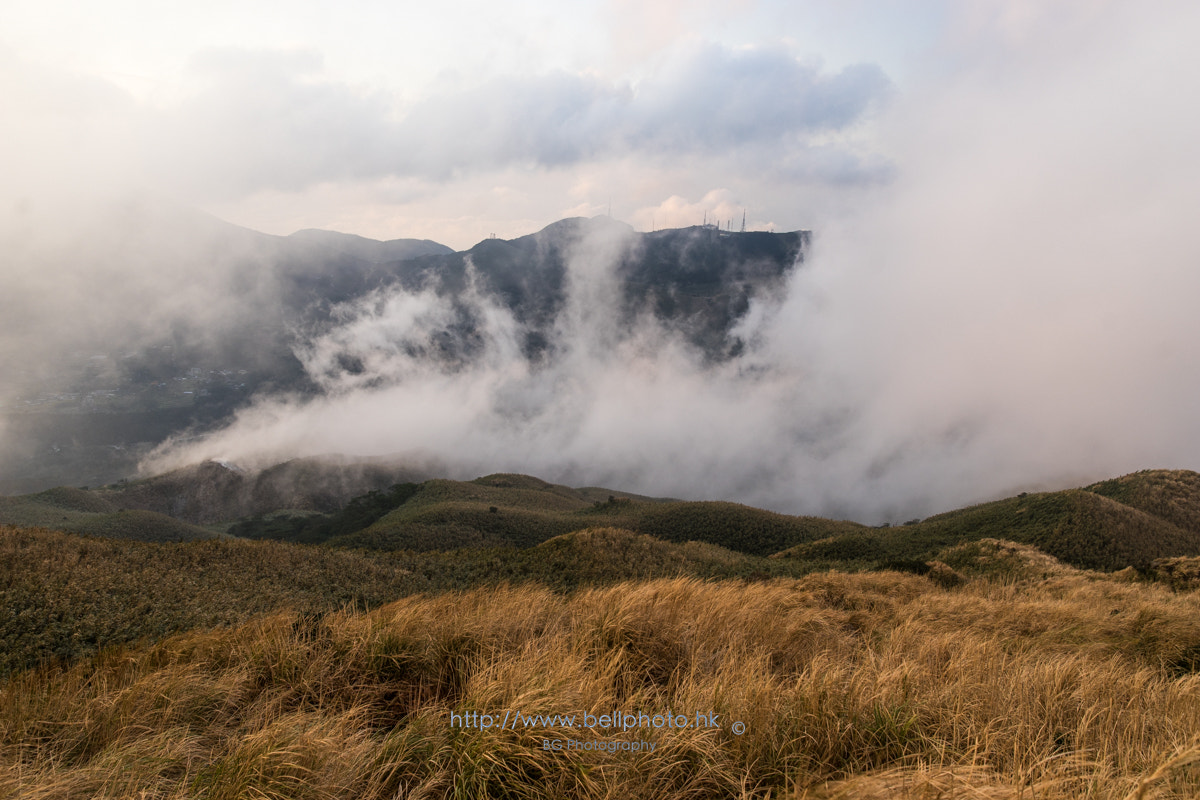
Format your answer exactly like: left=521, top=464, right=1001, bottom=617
left=0, top=494, right=219, bottom=543
left=94, top=458, right=432, bottom=524
left=15, top=464, right=1200, bottom=574
left=1, top=214, right=808, bottom=494
left=777, top=474, right=1200, bottom=571
left=318, top=478, right=855, bottom=556
left=0, top=523, right=812, bottom=677
left=285, top=228, right=452, bottom=263
left=1085, top=469, right=1200, bottom=534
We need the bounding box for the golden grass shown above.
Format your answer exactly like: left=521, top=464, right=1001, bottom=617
left=3, top=571, right=1200, bottom=798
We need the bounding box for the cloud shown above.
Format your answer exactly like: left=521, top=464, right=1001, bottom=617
left=10, top=2, right=1200, bottom=524
left=626, top=44, right=891, bottom=148
left=146, top=48, right=398, bottom=199
left=0, top=37, right=890, bottom=250
left=143, top=3, right=1200, bottom=524
left=396, top=43, right=892, bottom=180
left=141, top=218, right=801, bottom=495
left=0, top=48, right=140, bottom=204
left=139, top=41, right=890, bottom=198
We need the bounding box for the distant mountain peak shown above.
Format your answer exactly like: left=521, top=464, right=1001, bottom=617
left=286, top=228, right=453, bottom=261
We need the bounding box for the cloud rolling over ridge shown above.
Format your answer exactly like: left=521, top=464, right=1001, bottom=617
left=3, top=3, right=1200, bottom=522
left=145, top=5, right=1200, bottom=522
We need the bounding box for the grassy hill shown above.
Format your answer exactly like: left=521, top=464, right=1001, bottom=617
left=6, top=468, right=1200, bottom=797
left=0, top=524, right=820, bottom=678
left=310, top=478, right=863, bottom=556
left=776, top=478, right=1200, bottom=571
left=93, top=458, right=430, bottom=524
left=626, top=501, right=867, bottom=557
left=328, top=469, right=1200, bottom=569
left=1085, top=469, right=1200, bottom=533
left=11, top=467, right=1200, bottom=574
left=0, top=526, right=426, bottom=676
left=0, top=493, right=220, bottom=543
left=228, top=476, right=621, bottom=549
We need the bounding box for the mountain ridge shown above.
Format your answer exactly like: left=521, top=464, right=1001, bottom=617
left=0, top=213, right=808, bottom=494
left=4, top=463, right=1200, bottom=576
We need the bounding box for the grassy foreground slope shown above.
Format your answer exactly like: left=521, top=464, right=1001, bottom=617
left=4, top=572, right=1200, bottom=798
left=0, top=525, right=809, bottom=677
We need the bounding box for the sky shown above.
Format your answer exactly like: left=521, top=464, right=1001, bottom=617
left=3, top=1, right=1200, bottom=520
left=1, top=0, right=929, bottom=248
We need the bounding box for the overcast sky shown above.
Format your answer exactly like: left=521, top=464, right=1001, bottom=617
left=0, top=0, right=940, bottom=248
left=4, top=1, right=1200, bottom=518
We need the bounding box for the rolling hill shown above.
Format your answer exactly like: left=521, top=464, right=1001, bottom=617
left=775, top=470, right=1200, bottom=571
left=0, top=492, right=219, bottom=543
left=0, top=523, right=811, bottom=678
left=8, top=464, right=1200, bottom=581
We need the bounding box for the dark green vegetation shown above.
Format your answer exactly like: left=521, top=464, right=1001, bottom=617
left=227, top=482, right=423, bottom=544
left=0, top=490, right=219, bottom=543
left=223, top=472, right=863, bottom=557
left=627, top=501, right=865, bottom=557
left=74, top=465, right=1200, bottom=575
left=12, top=466, right=1200, bottom=573
left=1085, top=469, right=1200, bottom=533
left=95, top=458, right=429, bottom=524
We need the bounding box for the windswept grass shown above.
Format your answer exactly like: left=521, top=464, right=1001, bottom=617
left=8, top=468, right=1200, bottom=795
left=0, top=525, right=816, bottom=677
left=0, top=526, right=426, bottom=676
left=4, top=572, right=1200, bottom=798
